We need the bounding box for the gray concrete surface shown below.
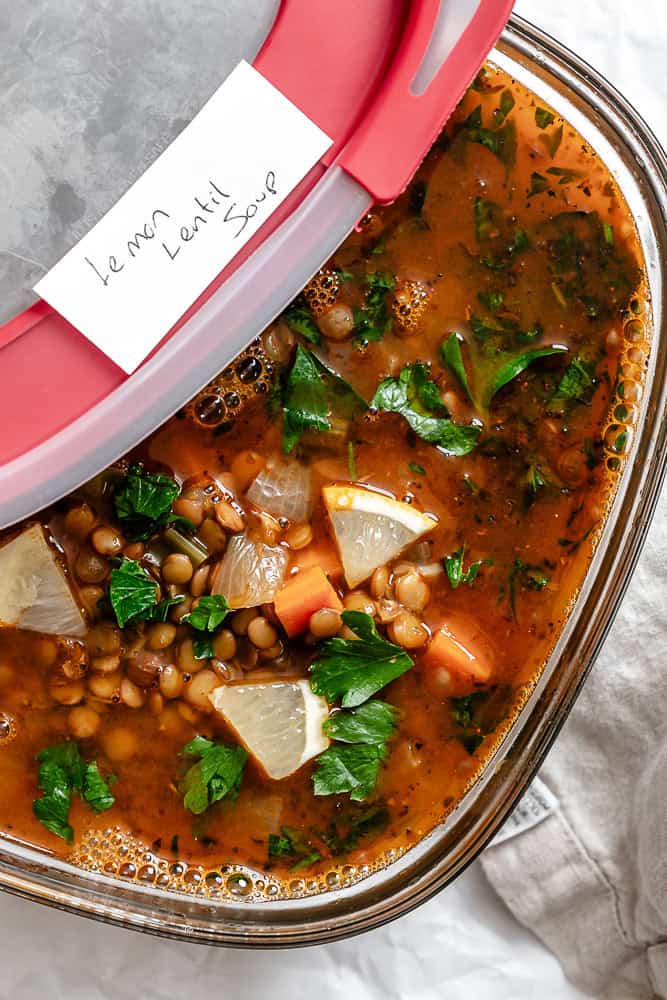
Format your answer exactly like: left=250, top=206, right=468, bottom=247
left=0, top=0, right=278, bottom=322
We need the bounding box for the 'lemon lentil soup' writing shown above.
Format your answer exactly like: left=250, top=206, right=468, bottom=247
left=0, top=66, right=644, bottom=890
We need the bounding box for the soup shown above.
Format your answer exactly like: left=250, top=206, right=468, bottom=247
left=0, top=65, right=643, bottom=894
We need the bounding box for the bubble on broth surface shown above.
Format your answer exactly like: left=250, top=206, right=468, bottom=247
left=186, top=342, right=274, bottom=430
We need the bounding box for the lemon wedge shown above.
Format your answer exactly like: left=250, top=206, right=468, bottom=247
left=209, top=679, right=329, bottom=780
left=322, top=485, right=437, bottom=588
left=0, top=524, right=86, bottom=637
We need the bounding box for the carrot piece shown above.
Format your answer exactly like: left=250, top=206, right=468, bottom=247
left=422, top=617, right=493, bottom=695
left=289, top=541, right=344, bottom=581
left=274, top=566, right=343, bottom=637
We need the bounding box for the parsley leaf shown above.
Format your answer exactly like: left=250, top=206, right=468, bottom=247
left=309, top=611, right=413, bottom=708
left=268, top=826, right=321, bottom=869
left=180, top=737, right=247, bottom=816
left=535, top=107, right=555, bottom=129
left=108, top=558, right=159, bottom=628
left=408, top=461, right=426, bottom=476
left=313, top=743, right=387, bottom=802
left=488, top=346, right=567, bottom=405
left=321, top=805, right=390, bottom=854
left=324, top=701, right=397, bottom=745
left=183, top=595, right=230, bottom=660
left=551, top=356, right=595, bottom=406
left=281, top=346, right=366, bottom=454
left=529, top=172, right=550, bottom=197
left=32, top=742, right=114, bottom=842
left=371, top=363, right=480, bottom=456
left=444, top=546, right=493, bottom=589
left=283, top=303, right=321, bottom=345
left=508, top=559, right=551, bottom=621
left=114, top=464, right=181, bottom=541
left=183, top=595, right=229, bottom=633
left=353, top=271, right=396, bottom=348
left=440, top=334, right=473, bottom=403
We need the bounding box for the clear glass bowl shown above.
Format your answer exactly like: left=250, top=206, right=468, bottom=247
left=1, top=13, right=665, bottom=945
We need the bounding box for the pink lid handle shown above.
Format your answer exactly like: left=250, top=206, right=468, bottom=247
left=339, top=0, right=515, bottom=203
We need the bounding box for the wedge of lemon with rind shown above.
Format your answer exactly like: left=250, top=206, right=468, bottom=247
left=0, top=524, right=86, bottom=637
left=322, top=485, right=437, bottom=588
left=209, top=679, right=329, bottom=780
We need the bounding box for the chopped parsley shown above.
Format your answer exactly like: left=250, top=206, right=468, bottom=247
left=371, top=362, right=480, bottom=456
left=353, top=271, right=396, bottom=348
left=281, top=345, right=366, bottom=453
left=508, top=559, right=551, bottom=621
left=443, top=546, right=493, bottom=589
left=114, top=464, right=186, bottom=541
left=529, top=171, right=550, bottom=197
left=408, top=461, right=426, bottom=476
left=535, top=107, right=555, bottom=129
left=182, top=595, right=230, bottom=659
left=551, top=356, right=596, bottom=412
left=179, top=737, right=247, bottom=816
left=324, top=701, right=398, bottom=745
left=108, top=558, right=159, bottom=628
left=283, top=303, right=321, bottom=345
left=32, top=741, right=115, bottom=842
left=321, top=805, right=390, bottom=854
left=268, top=827, right=321, bottom=870
left=313, top=744, right=387, bottom=802
left=309, top=611, right=413, bottom=708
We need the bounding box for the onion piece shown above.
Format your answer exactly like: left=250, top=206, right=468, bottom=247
left=0, top=524, right=85, bottom=637
left=246, top=457, right=312, bottom=523
left=211, top=533, right=288, bottom=608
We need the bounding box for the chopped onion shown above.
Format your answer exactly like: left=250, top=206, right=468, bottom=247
left=210, top=533, right=288, bottom=608
left=246, top=457, right=312, bottom=523
left=0, top=525, right=85, bottom=637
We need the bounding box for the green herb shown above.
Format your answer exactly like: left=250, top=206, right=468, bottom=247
left=527, top=463, right=549, bottom=495
left=508, top=559, right=550, bottom=621
left=440, top=334, right=473, bottom=404
left=487, top=346, right=567, bottom=405
left=408, top=461, right=426, bottom=476
left=281, top=346, right=366, bottom=453
left=461, top=105, right=517, bottom=166
left=538, top=123, right=564, bottom=159
left=444, top=546, right=493, bottom=589
left=268, top=826, right=321, bottom=869
left=336, top=268, right=355, bottom=282
left=477, top=290, right=504, bottom=312
left=309, top=611, right=413, bottom=708
left=451, top=692, right=487, bottom=728
left=321, top=805, right=390, bottom=854
left=535, top=107, right=555, bottom=129
left=480, top=228, right=529, bottom=271
left=148, top=595, right=185, bottom=623
left=353, top=271, right=396, bottom=347
left=552, top=356, right=595, bottom=405
left=183, top=595, right=229, bottom=633
left=32, top=742, right=114, bottom=842
left=494, top=89, right=515, bottom=127
left=603, top=222, right=615, bottom=246
left=114, top=464, right=183, bottom=541
left=312, top=743, right=387, bottom=802
left=108, top=558, right=158, bottom=628
left=347, top=441, right=357, bottom=480
left=529, top=172, right=550, bottom=197
left=283, top=303, right=321, bottom=345
left=546, top=166, right=584, bottom=185
left=324, top=701, right=397, bottom=745
left=441, top=335, right=566, bottom=413
left=179, top=737, right=247, bottom=816
left=474, top=197, right=497, bottom=242
left=183, top=595, right=230, bottom=660
left=371, top=362, right=480, bottom=456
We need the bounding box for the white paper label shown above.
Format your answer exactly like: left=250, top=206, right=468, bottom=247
left=490, top=777, right=559, bottom=847
left=34, top=60, right=333, bottom=373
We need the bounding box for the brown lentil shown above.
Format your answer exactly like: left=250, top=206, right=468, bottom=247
left=183, top=669, right=219, bottom=711
left=67, top=705, right=100, bottom=740
left=309, top=608, right=343, bottom=639
left=90, top=653, right=121, bottom=675
left=213, top=500, right=245, bottom=533
left=63, top=504, right=96, bottom=541
left=146, top=622, right=177, bottom=651
left=343, top=591, right=376, bottom=616
left=197, top=518, right=227, bottom=555
left=90, top=525, right=123, bottom=557
left=87, top=671, right=122, bottom=701
left=75, top=547, right=109, bottom=584
left=189, top=564, right=210, bottom=598
left=231, top=450, right=265, bottom=492
left=50, top=680, right=85, bottom=706
left=370, top=566, right=390, bottom=599
left=161, top=553, right=194, bottom=585
left=173, top=495, right=205, bottom=527
left=101, top=726, right=138, bottom=762
left=395, top=571, right=431, bottom=612
left=211, top=629, right=237, bottom=661
left=284, top=523, right=313, bottom=550
left=159, top=665, right=184, bottom=700
left=388, top=611, right=429, bottom=650
left=120, top=677, right=146, bottom=709
left=230, top=608, right=258, bottom=636
left=247, top=616, right=279, bottom=650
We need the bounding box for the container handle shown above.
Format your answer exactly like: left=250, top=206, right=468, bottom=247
left=338, top=0, right=515, bottom=203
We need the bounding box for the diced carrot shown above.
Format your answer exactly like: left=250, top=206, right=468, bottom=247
left=274, top=566, right=343, bottom=637
left=422, top=616, right=493, bottom=695
left=289, top=541, right=344, bottom=581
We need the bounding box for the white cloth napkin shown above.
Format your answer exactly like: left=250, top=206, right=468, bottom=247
left=482, top=491, right=667, bottom=998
